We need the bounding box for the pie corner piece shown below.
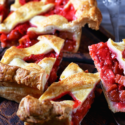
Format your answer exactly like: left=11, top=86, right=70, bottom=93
left=0, top=35, right=64, bottom=103
left=75, top=0, right=102, bottom=30
left=17, top=62, right=100, bottom=125
left=89, top=38, right=125, bottom=113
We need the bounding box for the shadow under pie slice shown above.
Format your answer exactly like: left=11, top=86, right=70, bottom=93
left=0, top=0, right=102, bottom=52
left=89, top=39, right=125, bottom=113
left=17, top=63, right=100, bottom=125
left=0, top=35, right=64, bottom=103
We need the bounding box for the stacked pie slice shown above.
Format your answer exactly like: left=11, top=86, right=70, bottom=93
left=0, top=35, right=64, bottom=102
left=17, top=63, right=100, bottom=125
left=89, top=39, right=125, bottom=113
left=0, top=0, right=102, bottom=100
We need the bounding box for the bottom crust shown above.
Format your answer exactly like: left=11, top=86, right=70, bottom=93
left=0, top=82, right=42, bottom=103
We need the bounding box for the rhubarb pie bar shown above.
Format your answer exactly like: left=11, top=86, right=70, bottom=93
left=17, top=63, right=100, bottom=125
left=0, top=35, right=64, bottom=103
left=89, top=39, right=125, bottom=113
left=0, top=0, right=102, bottom=52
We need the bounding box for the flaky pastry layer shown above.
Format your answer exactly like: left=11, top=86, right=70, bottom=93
left=17, top=63, right=100, bottom=124
left=0, top=35, right=64, bottom=102
left=17, top=95, right=72, bottom=125
left=1, top=35, right=64, bottom=64
left=0, top=62, right=47, bottom=91
left=10, top=0, right=102, bottom=31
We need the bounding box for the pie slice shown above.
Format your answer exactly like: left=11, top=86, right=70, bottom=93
left=89, top=38, right=125, bottom=113
left=0, top=0, right=102, bottom=52
left=17, top=63, right=100, bottom=125
left=0, top=35, right=64, bottom=103
left=11, top=0, right=102, bottom=29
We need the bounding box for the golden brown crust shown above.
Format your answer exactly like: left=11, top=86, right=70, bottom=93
left=72, top=29, right=82, bottom=53
left=27, top=15, right=82, bottom=53
left=37, top=35, right=64, bottom=54
left=28, top=15, right=68, bottom=34
left=39, top=63, right=100, bottom=103
left=0, top=0, right=102, bottom=53
left=1, top=35, right=64, bottom=64
left=11, top=0, right=23, bottom=11
left=17, top=95, right=72, bottom=125
left=40, top=72, right=100, bottom=101
left=10, top=0, right=102, bottom=31
left=69, top=0, right=102, bottom=30
left=0, top=62, right=46, bottom=91
left=0, top=2, right=54, bottom=33
left=0, top=62, right=18, bottom=82
left=17, top=63, right=100, bottom=124
left=0, top=35, right=64, bottom=102
left=60, top=62, right=83, bottom=80
left=0, top=84, right=42, bottom=103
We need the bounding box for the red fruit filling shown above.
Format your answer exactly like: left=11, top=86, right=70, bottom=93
left=16, top=34, right=63, bottom=87
left=51, top=90, right=95, bottom=125
left=17, top=35, right=38, bottom=48
left=19, top=30, right=76, bottom=51
left=0, top=22, right=30, bottom=47
left=1, top=28, right=76, bottom=51
left=19, top=0, right=76, bottom=21
left=89, top=42, right=125, bottom=105
left=72, top=91, right=95, bottom=125
left=51, top=92, right=80, bottom=104
left=55, top=31, right=76, bottom=52
left=43, top=0, right=76, bottom=22
left=63, top=39, right=76, bottom=52
left=0, top=4, right=8, bottom=22
left=22, top=49, right=63, bottom=87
